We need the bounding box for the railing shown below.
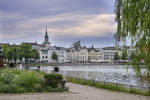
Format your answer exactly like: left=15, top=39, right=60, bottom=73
left=39, top=68, right=150, bottom=95
left=58, top=71, right=150, bottom=95
left=67, top=77, right=150, bottom=95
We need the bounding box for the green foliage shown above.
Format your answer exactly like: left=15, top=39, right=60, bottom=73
left=72, top=41, right=81, bottom=49
left=18, top=47, right=24, bottom=62
left=115, top=0, right=150, bottom=76
left=114, top=52, right=120, bottom=60
left=44, top=74, right=63, bottom=88
left=12, top=46, right=19, bottom=63
left=32, top=49, right=40, bottom=60
left=20, top=43, right=32, bottom=63
left=2, top=45, right=9, bottom=62
left=0, top=68, right=66, bottom=93
left=130, top=52, right=135, bottom=60
left=51, top=52, right=58, bottom=63
left=2, top=43, right=40, bottom=64
left=121, top=49, right=128, bottom=60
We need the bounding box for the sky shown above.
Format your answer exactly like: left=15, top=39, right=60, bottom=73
left=0, top=0, right=116, bottom=48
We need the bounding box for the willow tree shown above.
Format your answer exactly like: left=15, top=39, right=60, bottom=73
left=115, top=0, right=150, bottom=76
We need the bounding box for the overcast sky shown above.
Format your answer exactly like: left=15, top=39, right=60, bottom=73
left=0, top=0, right=116, bottom=48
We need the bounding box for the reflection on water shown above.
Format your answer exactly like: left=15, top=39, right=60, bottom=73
left=30, top=65, right=149, bottom=87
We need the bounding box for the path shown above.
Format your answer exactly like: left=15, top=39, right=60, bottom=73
left=0, top=83, right=149, bottom=100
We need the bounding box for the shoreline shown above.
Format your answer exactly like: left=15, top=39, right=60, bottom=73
left=24, top=63, right=129, bottom=67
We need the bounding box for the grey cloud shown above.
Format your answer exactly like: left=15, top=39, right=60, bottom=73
left=0, top=0, right=116, bottom=47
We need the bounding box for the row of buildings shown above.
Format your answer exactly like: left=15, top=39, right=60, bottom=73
left=35, top=28, right=133, bottom=63
left=0, top=28, right=133, bottom=63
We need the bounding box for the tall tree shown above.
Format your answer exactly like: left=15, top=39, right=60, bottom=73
left=7, top=47, right=13, bottom=63
left=114, top=52, right=120, bottom=60
left=32, top=49, right=40, bottom=61
left=72, top=41, right=81, bottom=49
left=121, top=49, right=128, bottom=60
left=130, top=52, right=135, bottom=60
left=115, top=0, right=150, bottom=76
left=51, top=51, right=58, bottom=63
left=12, top=45, right=19, bottom=63
left=18, top=47, right=23, bottom=63
left=20, top=43, right=32, bottom=63
left=2, top=45, right=9, bottom=63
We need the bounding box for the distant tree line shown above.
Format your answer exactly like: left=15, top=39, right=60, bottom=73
left=2, top=43, right=40, bottom=64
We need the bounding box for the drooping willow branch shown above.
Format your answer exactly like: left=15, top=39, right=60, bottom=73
left=115, top=0, right=150, bottom=76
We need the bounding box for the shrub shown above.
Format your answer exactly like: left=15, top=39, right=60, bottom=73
left=15, top=70, right=44, bottom=88
left=44, top=74, right=63, bottom=88
left=0, top=68, right=66, bottom=93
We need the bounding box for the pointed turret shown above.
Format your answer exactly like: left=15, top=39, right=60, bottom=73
left=92, top=44, right=94, bottom=49
left=43, top=26, right=50, bottom=48
left=44, top=26, right=49, bottom=42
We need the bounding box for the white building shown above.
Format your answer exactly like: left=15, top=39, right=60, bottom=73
left=33, top=27, right=133, bottom=63
left=39, top=28, right=67, bottom=63
left=102, top=47, right=122, bottom=61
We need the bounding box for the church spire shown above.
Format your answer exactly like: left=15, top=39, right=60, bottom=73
left=92, top=44, right=94, bottom=49
left=46, top=26, right=48, bottom=35
left=44, top=26, right=49, bottom=42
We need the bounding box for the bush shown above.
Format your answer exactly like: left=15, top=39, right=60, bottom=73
left=0, top=68, right=66, bottom=93
left=15, top=70, right=44, bottom=88
left=44, top=74, right=63, bottom=88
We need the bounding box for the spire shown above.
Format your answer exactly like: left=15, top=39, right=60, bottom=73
left=44, top=26, right=49, bottom=42
left=92, top=44, right=94, bottom=49
left=46, top=26, right=48, bottom=35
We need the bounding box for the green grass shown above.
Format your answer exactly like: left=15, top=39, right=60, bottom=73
left=0, top=68, right=66, bottom=93
left=67, top=77, right=150, bottom=96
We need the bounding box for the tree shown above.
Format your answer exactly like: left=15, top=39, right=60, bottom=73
left=12, top=45, right=19, bottom=63
left=32, top=49, right=40, bottom=61
left=51, top=51, right=58, bottom=63
left=2, top=45, right=9, bottom=63
left=7, top=47, right=13, bottom=63
left=121, top=50, right=128, bottom=60
left=115, top=0, right=150, bottom=76
left=72, top=41, right=81, bottom=49
left=114, top=52, right=120, bottom=60
left=130, top=52, right=135, bottom=60
left=20, top=43, right=32, bottom=63
left=18, top=47, right=23, bottom=63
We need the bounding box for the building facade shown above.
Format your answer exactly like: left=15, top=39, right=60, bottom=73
left=102, top=47, right=122, bottom=61
left=39, top=28, right=67, bottom=63
left=14, top=27, right=133, bottom=64
left=70, top=46, right=104, bottom=63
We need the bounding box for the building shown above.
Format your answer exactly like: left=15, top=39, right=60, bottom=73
left=39, top=28, right=67, bottom=63
left=70, top=46, right=104, bottom=63
left=102, top=47, right=122, bottom=61
left=43, top=27, right=51, bottom=48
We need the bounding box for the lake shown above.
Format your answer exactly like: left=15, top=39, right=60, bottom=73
left=30, top=65, right=150, bottom=87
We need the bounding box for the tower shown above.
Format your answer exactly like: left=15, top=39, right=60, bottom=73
left=44, top=27, right=49, bottom=42
left=43, top=27, right=50, bottom=48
